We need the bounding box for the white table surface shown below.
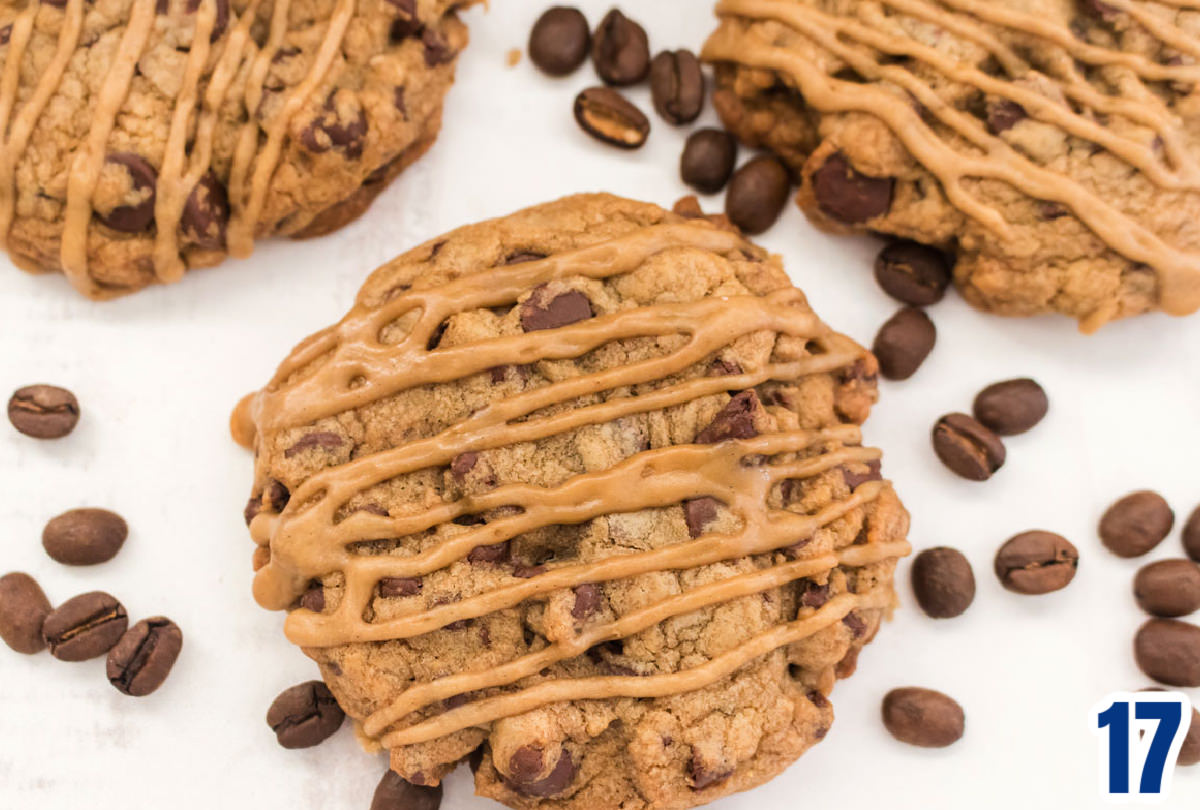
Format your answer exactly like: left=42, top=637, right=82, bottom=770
left=3, top=2, right=1200, bottom=808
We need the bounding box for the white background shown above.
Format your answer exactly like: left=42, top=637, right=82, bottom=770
left=2, top=1, right=1200, bottom=808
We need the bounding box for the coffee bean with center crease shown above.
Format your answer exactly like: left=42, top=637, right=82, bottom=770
left=994, top=531, right=1078, bottom=594
left=649, top=49, right=704, bottom=125
left=972, top=378, right=1048, bottom=436
left=873, top=241, right=951, bottom=306
left=42, top=591, right=128, bottom=661
left=0, top=572, right=52, bottom=654
left=573, top=87, right=649, bottom=149
left=8, top=384, right=80, bottom=439
left=881, top=687, right=964, bottom=747
left=932, top=413, right=1005, bottom=481
left=1186, top=505, right=1200, bottom=563
left=1100, top=490, right=1174, bottom=558
left=1134, top=619, right=1200, bottom=687
left=873, top=307, right=936, bottom=381
left=811, top=151, right=893, bottom=224
left=106, top=617, right=183, bottom=696
left=371, top=769, right=443, bottom=810
left=680, top=129, right=737, bottom=194
left=267, top=680, right=345, bottom=748
left=910, top=547, right=975, bottom=618
left=591, top=9, right=649, bottom=86
left=1134, top=560, right=1200, bottom=618
left=42, top=507, right=128, bottom=566
left=724, top=155, right=790, bottom=235
left=528, top=7, right=590, bottom=77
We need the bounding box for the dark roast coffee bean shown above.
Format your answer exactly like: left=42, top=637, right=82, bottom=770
left=1134, top=560, right=1200, bottom=618
left=528, top=6, right=590, bottom=77
left=591, top=9, right=649, bottom=86
left=680, top=129, right=737, bottom=194
left=881, top=687, right=964, bottom=747
left=972, top=378, right=1048, bottom=436
left=994, top=531, right=1078, bottom=594
left=267, top=680, right=345, bottom=748
left=371, top=769, right=443, bottom=810
left=106, top=617, right=183, bottom=696
left=573, top=87, right=649, bottom=149
left=8, top=384, right=80, bottom=439
left=724, top=155, right=790, bottom=235
left=0, top=572, right=52, bottom=654
left=649, top=49, right=704, bottom=125
left=95, top=152, right=158, bottom=232
left=910, top=547, right=975, bottom=618
left=873, top=240, right=951, bottom=306
left=1186, top=505, right=1200, bottom=563
left=873, top=307, right=935, bottom=381
left=931, top=413, right=1005, bottom=481
left=1134, top=619, right=1200, bottom=687
left=1100, top=490, right=1174, bottom=558
left=42, top=591, right=128, bottom=662
left=181, top=169, right=230, bottom=250
left=811, top=151, right=893, bottom=223
left=42, top=507, right=128, bottom=566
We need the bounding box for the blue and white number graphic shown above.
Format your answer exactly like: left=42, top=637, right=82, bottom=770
left=1091, top=691, right=1191, bottom=802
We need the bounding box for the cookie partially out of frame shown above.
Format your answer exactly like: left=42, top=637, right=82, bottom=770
left=704, top=0, right=1200, bottom=331
left=0, top=0, right=472, bottom=299
left=235, top=194, right=910, bottom=810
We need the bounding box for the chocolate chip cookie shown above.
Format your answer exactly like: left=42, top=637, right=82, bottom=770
left=0, top=0, right=472, bottom=299
left=235, top=194, right=910, bottom=809
left=703, top=0, right=1200, bottom=331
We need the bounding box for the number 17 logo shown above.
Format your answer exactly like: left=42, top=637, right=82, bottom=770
left=1091, top=691, right=1191, bottom=802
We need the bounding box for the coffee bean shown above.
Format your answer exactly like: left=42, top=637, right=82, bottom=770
left=931, top=413, right=1005, bottom=481
left=873, top=307, right=936, bottom=381
left=267, top=680, right=345, bottom=748
left=972, top=378, right=1048, bottom=436
left=994, top=531, right=1078, bottom=594
left=528, top=7, right=590, bottom=77
left=8, top=384, right=80, bottom=439
left=649, top=49, right=704, bottom=125
left=181, top=169, right=229, bottom=250
left=42, top=591, right=128, bottom=661
left=680, top=129, right=737, bottom=194
left=1100, top=490, right=1174, bottom=558
left=881, top=687, right=964, bottom=747
left=106, top=617, right=183, bottom=696
left=1186, top=505, right=1200, bottom=563
left=502, top=747, right=577, bottom=797
left=573, top=86, right=649, bottom=149
left=591, top=9, right=649, bottom=86
left=0, top=572, right=52, bottom=654
left=873, top=240, right=951, bottom=306
left=1134, top=619, right=1200, bottom=687
left=42, top=507, right=128, bottom=566
left=371, top=769, right=443, bottom=810
left=811, top=151, right=893, bottom=224
left=1134, top=560, right=1200, bottom=618
left=95, top=152, right=158, bottom=232
left=724, top=155, right=790, bottom=235
left=521, top=285, right=595, bottom=331
left=911, top=547, right=975, bottom=618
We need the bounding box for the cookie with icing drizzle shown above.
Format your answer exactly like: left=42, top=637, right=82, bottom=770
left=704, top=0, right=1200, bottom=331
left=235, top=194, right=910, bottom=809
left=0, top=0, right=474, bottom=298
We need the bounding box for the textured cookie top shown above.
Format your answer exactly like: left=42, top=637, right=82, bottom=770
left=704, top=0, right=1200, bottom=330
left=0, top=0, right=469, bottom=297
left=237, top=194, right=910, bottom=809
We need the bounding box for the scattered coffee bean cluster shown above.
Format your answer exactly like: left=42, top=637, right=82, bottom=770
left=932, top=377, right=1049, bottom=482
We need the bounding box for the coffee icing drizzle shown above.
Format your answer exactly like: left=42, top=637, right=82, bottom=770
left=239, top=221, right=909, bottom=748
left=704, top=0, right=1200, bottom=329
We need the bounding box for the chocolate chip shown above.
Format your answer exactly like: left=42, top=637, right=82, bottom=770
left=972, top=378, right=1048, bottom=436
left=451, top=452, right=479, bottom=479
left=42, top=507, right=127, bottom=566
left=266, top=681, right=345, bottom=748
left=986, top=100, right=1026, bottom=134
left=42, top=591, right=129, bottom=661
left=513, top=563, right=546, bottom=578
left=591, top=9, right=649, bottom=86
left=649, top=49, right=704, bottom=125
left=1134, top=619, right=1200, bottom=687
left=371, top=769, right=443, bottom=810
left=573, top=86, right=650, bottom=149
left=842, top=459, right=882, bottom=490
left=379, top=577, right=422, bottom=598
left=421, top=28, right=455, bottom=66
left=911, top=547, right=975, bottom=618
left=1186, top=505, right=1200, bottom=563
left=689, top=755, right=733, bottom=790
left=881, top=687, right=964, bottom=747
left=504, top=748, right=576, bottom=797
left=680, top=129, right=737, bottom=194
left=842, top=611, right=867, bottom=638
left=572, top=583, right=601, bottom=620
left=385, top=0, right=419, bottom=40
left=468, top=542, right=510, bottom=564
left=0, top=572, right=52, bottom=654
left=181, top=170, right=229, bottom=250
left=300, top=92, right=367, bottom=159
left=873, top=241, right=951, bottom=306
left=931, top=413, right=1005, bottom=481
left=724, top=155, right=790, bottom=235
left=0, top=25, right=11, bottom=46
left=393, top=85, right=407, bottom=116
left=682, top=497, right=720, bottom=538
left=800, top=581, right=829, bottom=608
left=183, top=0, right=229, bottom=40
left=284, top=431, right=344, bottom=457
left=528, top=6, right=590, bottom=76
left=95, top=153, right=158, bottom=232
left=267, top=480, right=290, bottom=512
left=812, top=151, right=893, bottom=224
left=695, top=390, right=761, bottom=444
left=994, top=531, right=1078, bottom=594
left=520, top=285, right=594, bottom=331
left=300, top=584, right=326, bottom=613
left=1100, top=490, right=1175, bottom=558
left=873, top=307, right=936, bottom=381
left=1134, top=560, right=1200, bottom=618
left=106, top=617, right=183, bottom=697
left=8, top=384, right=80, bottom=439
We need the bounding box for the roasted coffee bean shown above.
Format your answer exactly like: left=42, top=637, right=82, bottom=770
left=910, top=547, right=975, bottom=618
left=528, top=6, right=590, bottom=76
left=724, top=155, right=790, bottom=235
left=590, top=9, right=649, bottom=86
left=0, top=572, right=52, bottom=654
left=42, top=507, right=128, bottom=566
left=881, top=687, right=964, bottom=748
left=573, top=86, right=649, bottom=149
left=994, top=531, right=1078, bottom=594
left=1134, top=619, right=1200, bottom=687
left=1186, top=505, right=1200, bottom=563
left=95, top=152, right=158, bottom=232
left=267, top=680, right=346, bottom=748
left=1134, top=560, right=1200, bottom=618
left=811, top=151, right=893, bottom=223
left=873, top=307, right=936, bottom=381
left=649, top=49, right=704, bottom=125
left=931, top=413, right=1005, bottom=481
left=680, top=129, right=737, bottom=194
left=371, top=769, right=443, bottom=810
left=42, top=591, right=128, bottom=661
left=972, top=378, right=1048, bottom=436
left=8, top=384, right=80, bottom=439
left=106, top=617, right=183, bottom=696
left=503, top=747, right=577, bottom=797
left=873, top=240, right=951, bottom=306
left=1100, top=490, right=1174, bottom=558
left=181, top=170, right=230, bottom=250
